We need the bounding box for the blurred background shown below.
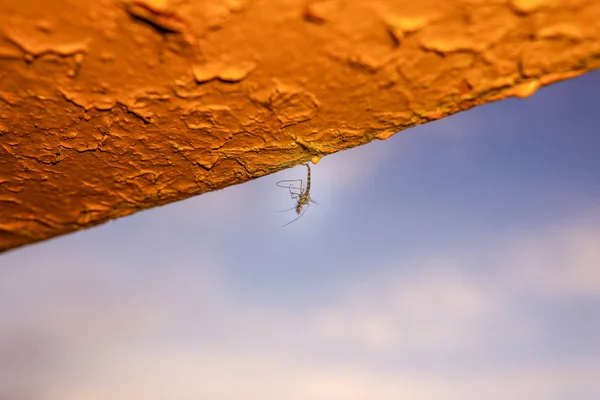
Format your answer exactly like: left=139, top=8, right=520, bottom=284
left=1, top=70, right=599, bottom=400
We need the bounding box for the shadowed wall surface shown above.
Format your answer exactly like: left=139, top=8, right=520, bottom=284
left=1, top=0, right=600, bottom=251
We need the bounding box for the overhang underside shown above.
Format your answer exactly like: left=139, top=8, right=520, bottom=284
left=1, top=0, right=599, bottom=252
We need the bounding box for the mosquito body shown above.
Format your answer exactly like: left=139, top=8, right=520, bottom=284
left=275, top=163, right=316, bottom=227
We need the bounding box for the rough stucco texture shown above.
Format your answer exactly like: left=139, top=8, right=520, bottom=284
left=1, top=0, right=599, bottom=252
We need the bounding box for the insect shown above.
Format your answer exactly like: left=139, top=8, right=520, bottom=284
left=276, top=163, right=317, bottom=227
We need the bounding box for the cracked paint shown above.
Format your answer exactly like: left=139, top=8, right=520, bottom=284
left=0, top=0, right=599, bottom=252
left=252, top=80, right=321, bottom=127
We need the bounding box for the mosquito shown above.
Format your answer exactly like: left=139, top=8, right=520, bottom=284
left=276, top=163, right=317, bottom=227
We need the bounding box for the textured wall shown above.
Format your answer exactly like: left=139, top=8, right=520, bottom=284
left=1, top=0, right=599, bottom=252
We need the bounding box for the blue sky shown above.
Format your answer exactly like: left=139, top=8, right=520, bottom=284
left=1, top=69, right=600, bottom=400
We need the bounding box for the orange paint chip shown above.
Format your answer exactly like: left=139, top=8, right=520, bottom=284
left=218, top=61, right=256, bottom=82
left=192, top=62, right=222, bottom=83
left=384, top=14, right=430, bottom=34
left=124, top=2, right=184, bottom=33
left=193, top=61, right=256, bottom=83
left=7, top=31, right=88, bottom=57
left=539, top=70, right=582, bottom=86
left=303, top=0, right=338, bottom=24
left=419, top=31, right=483, bottom=53
left=0, top=46, right=21, bottom=59
left=536, top=23, right=584, bottom=40
left=94, top=98, right=117, bottom=111
left=136, top=0, right=170, bottom=10
left=386, top=26, right=404, bottom=46
left=304, top=4, right=327, bottom=24
left=375, top=130, right=396, bottom=140
left=511, top=80, right=540, bottom=99
left=225, top=0, right=248, bottom=13
left=509, top=0, right=551, bottom=14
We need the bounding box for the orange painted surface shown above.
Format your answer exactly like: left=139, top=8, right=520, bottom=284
left=1, top=0, right=599, bottom=252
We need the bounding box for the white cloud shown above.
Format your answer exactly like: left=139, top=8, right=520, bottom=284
left=310, top=262, right=529, bottom=357
left=2, top=219, right=600, bottom=400
left=504, top=222, right=600, bottom=296
left=39, top=352, right=600, bottom=400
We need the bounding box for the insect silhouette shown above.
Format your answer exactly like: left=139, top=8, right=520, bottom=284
left=276, top=163, right=317, bottom=227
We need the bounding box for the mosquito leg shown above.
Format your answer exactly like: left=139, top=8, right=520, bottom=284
left=276, top=179, right=303, bottom=189
left=276, top=179, right=304, bottom=199
left=282, top=204, right=309, bottom=227
left=289, top=179, right=304, bottom=199
left=276, top=206, right=298, bottom=213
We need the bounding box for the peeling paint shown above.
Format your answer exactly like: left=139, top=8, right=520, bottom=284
left=509, top=0, right=554, bottom=15
left=252, top=80, right=320, bottom=127
left=122, top=0, right=194, bottom=42
left=193, top=61, right=256, bottom=83
left=7, top=32, right=88, bottom=58
left=328, top=42, right=395, bottom=72
left=509, top=79, right=541, bottom=98
left=380, top=7, right=439, bottom=46
left=59, top=88, right=116, bottom=111
left=1, top=0, right=599, bottom=252
left=418, top=9, right=515, bottom=53
left=303, top=0, right=340, bottom=24
left=374, top=130, right=396, bottom=140
left=536, top=23, right=585, bottom=40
